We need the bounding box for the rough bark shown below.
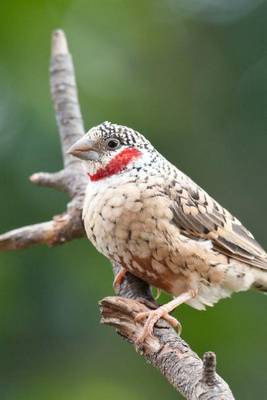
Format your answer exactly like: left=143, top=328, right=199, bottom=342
left=0, top=30, right=234, bottom=400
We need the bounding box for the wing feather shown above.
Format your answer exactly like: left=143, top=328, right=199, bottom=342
left=170, top=177, right=267, bottom=270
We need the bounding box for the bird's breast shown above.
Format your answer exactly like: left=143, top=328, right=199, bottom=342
left=83, top=177, right=175, bottom=261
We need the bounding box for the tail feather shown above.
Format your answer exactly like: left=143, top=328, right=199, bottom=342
left=254, top=283, right=267, bottom=293
left=253, top=270, right=267, bottom=293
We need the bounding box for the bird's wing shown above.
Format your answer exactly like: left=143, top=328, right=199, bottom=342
left=169, top=176, right=267, bottom=270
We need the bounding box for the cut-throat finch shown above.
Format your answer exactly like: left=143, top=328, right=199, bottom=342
left=69, top=121, right=267, bottom=342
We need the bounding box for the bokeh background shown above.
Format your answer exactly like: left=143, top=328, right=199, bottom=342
left=0, top=0, right=267, bottom=399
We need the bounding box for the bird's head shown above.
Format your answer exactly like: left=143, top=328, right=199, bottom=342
left=68, top=121, right=156, bottom=181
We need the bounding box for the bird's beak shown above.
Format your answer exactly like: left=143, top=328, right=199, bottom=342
left=67, top=136, right=100, bottom=161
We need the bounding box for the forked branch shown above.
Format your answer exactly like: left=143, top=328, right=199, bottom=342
left=0, top=30, right=234, bottom=400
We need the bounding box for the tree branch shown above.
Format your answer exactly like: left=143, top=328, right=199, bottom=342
left=100, top=296, right=233, bottom=400
left=0, top=29, right=235, bottom=400
left=0, top=29, right=87, bottom=250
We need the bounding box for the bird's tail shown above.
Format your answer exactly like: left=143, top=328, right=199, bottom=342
left=253, top=269, right=267, bottom=294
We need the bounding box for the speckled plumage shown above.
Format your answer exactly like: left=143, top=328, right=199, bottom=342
left=71, top=121, right=267, bottom=313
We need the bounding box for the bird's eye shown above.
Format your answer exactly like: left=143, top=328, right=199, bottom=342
left=106, top=138, right=121, bottom=150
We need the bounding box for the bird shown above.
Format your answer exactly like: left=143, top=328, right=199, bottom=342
left=68, top=121, right=267, bottom=342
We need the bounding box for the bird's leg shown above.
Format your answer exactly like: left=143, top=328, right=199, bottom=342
left=113, top=267, right=127, bottom=292
left=135, top=289, right=197, bottom=343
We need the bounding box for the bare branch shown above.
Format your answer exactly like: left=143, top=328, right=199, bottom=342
left=0, top=30, right=235, bottom=399
left=100, top=296, right=234, bottom=400
left=202, top=352, right=218, bottom=387
left=0, top=221, right=56, bottom=251
left=30, top=171, right=68, bottom=192
left=50, top=29, right=85, bottom=167
left=0, top=210, right=84, bottom=251
left=0, top=29, right=87, bottom=251
left=52, top=29, right=69, bottom=56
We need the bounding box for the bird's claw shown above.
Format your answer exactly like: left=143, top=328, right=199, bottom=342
left=134, top=308, right=182, bottom=344
left=113, top=268, right=127, bottom=292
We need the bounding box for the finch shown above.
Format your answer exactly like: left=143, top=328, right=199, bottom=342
left=69, top=121, right=267, bottom=342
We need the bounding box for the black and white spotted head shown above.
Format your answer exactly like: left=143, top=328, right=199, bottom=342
left=68, top=121, right=158, bottom=181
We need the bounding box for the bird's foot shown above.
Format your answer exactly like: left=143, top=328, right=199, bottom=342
left=113, top=267, right=127, bottom=293
left=134, top=290, right=197, bottom=344
left=135, top=308, right=181, bottom=343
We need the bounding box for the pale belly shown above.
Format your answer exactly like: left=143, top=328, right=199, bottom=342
left=83, top=179, right=256, bottom=309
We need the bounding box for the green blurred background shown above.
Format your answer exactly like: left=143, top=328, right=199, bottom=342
left=0, top=0, right=267, bottom=398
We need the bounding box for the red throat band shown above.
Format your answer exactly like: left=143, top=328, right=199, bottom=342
left=88, top=147, right=142, bottom=182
